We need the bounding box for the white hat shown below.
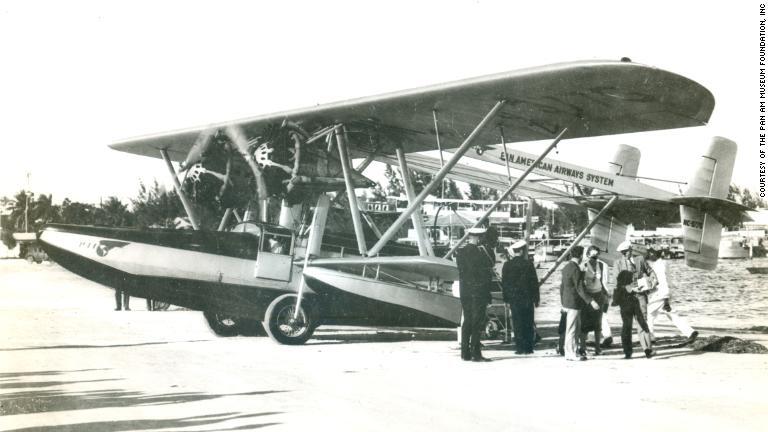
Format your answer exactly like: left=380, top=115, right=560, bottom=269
left=511, top=240, right=527, bottom=250
left=616, top=240, right=632, bottom=252
left=467, top=227, right=487, bottom=235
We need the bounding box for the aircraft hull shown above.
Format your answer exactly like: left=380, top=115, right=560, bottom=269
left=39, top=224, right=461, bottom=329
left=39, top=225, right=290, bottom=318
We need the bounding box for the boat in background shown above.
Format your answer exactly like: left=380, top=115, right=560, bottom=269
left=719, top=230, right=765, bottom=259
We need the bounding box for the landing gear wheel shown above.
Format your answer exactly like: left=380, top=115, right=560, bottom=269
left=263, top=294, right=318, bottom=345
left=203, top=311, right=240, bottom=337
left=484, top=319, right=501, bottom=340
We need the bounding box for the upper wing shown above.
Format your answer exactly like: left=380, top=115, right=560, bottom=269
left=110, top=60, right=714, bottom=161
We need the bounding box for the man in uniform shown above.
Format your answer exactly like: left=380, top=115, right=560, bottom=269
left=502, top=240, right=540, bottom=354
left=455, top=227, right=494, bottom=362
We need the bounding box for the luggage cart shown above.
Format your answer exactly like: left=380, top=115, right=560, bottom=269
left=484, top=292, right=512, bottom=342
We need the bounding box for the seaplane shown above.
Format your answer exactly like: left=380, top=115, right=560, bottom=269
left=38, top=59, right=749, bottom=345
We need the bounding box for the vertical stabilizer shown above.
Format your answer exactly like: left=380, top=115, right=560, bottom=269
left=680, top=137, right=738, bottom=270
left=588, top=144, right=638, bottom=266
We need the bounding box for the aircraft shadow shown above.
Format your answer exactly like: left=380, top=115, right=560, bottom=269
left=0, top=369, right=109, bottom=379
left=0, top=378, right=120, bottom=390
left=3, top=412, right=281, bottom=432
left=0, top=386, right=287, bottom=416
left=0, top=340, right=211, bottom=352
left=0, top=367, right=288, bottom=430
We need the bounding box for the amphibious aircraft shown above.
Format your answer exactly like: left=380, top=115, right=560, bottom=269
left=39, top=59, right=741, bottom=344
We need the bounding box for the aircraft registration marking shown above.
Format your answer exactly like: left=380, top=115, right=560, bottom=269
left=682, top=219, right=704, bottom=229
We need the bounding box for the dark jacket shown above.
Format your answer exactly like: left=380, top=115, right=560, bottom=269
left=456, top=243, right=493, bottom=302
left=501, top=256, right=539, bottom=305
left=614, top=255, right=650, bottom=286
left=560, top=260, right=591, bottom=309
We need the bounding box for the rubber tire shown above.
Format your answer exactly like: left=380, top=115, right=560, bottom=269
left=484, top=319, right=500, bottom=340
left=263, top=294, right=318, bottom=345
left=203, top=311, right=240, bottom=337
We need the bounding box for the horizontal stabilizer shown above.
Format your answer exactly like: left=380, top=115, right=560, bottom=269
left=671, top=196, right=752, bottom=226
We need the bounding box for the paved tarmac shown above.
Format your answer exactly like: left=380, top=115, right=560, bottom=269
left=1, top=259, right=767, bottom=431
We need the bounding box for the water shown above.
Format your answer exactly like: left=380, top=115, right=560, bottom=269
left=536, top=257, right=768, bottom=330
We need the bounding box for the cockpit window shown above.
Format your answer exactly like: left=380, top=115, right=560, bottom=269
left=232, top=222, right=262, bottom=237
left=262, top=232, right=292, bottom=255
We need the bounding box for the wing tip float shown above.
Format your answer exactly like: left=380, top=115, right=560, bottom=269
left=109, top=59, right=715, bottom=161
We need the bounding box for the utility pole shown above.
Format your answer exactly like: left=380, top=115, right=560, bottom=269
left=24, top=172, right=30, bottom=232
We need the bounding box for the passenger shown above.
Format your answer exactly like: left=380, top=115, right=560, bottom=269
left=614, top=241, right=654, bottom=359
left=645, top=248, right=699, bottom=344
left=560, top=245, right=599, bottom=361
left=114, top=289, right=130, bottom=311
left=502, top=240, right=540, bottom=354
left=456, top=227, right=494, bottom=362
left=579, top=246, right=609, bottom=355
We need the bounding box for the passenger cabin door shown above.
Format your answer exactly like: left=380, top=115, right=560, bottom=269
left=255, top=230, right=294, bottom=281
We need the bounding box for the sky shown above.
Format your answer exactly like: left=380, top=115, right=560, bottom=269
left=0, top=1, right=761, bottom=205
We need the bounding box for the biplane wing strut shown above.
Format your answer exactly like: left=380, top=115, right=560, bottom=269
left=396, top=145, right=434, bottom=257
left=335, top=126, right=368, bottom=255
left=442, top=128, right=568, bottom=258
left=366, top=100, right=508, bottom=257
left=538, top=195, right=620, bottom=285
left=160, top=149, right=200, bottom=230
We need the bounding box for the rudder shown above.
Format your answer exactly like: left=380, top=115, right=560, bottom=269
left=680, top=137, right=737, bottom=270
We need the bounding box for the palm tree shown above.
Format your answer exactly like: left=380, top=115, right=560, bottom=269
left=131, top=180, right=185, bottom=228
left=32, top=193, right=59, bottom=229
left=60, top=198, right=98, bottom=225
left=99, top=196, right=131, bottom=227
left=8, top=190, right=32, bottom=232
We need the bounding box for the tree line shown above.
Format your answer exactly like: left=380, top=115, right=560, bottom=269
left=0, top=180, right=184, bottom=250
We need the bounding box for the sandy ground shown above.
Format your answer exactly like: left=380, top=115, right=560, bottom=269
left=1, top=259, right=767, bottom=432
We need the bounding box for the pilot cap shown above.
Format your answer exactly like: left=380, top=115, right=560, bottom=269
left=467, top=227, right=487, bottom=236
left=510, top=240, right=527, bottom=251
left=616, top=240, right=633, bottom=252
